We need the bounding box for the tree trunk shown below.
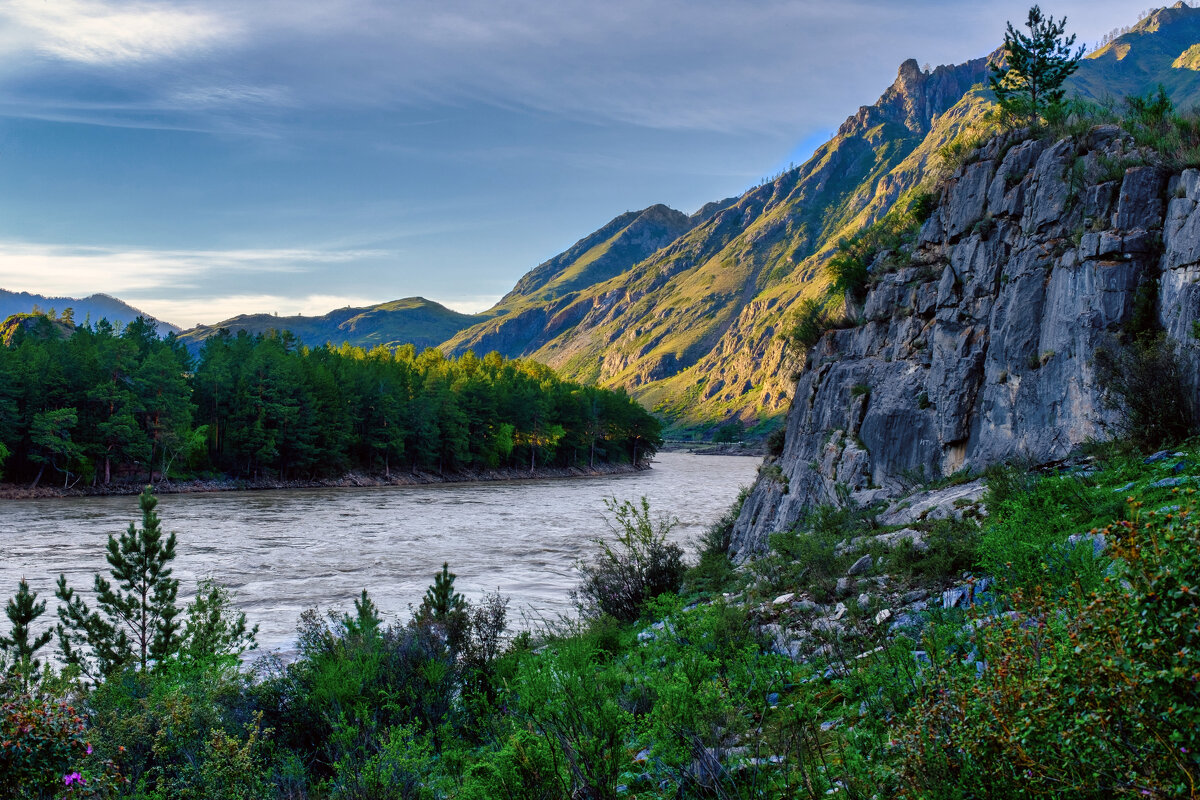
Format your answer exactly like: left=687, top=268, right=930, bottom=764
left=31, top=462, right=45, bottom=489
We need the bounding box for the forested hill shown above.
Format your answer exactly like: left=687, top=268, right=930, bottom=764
left=0, top=289, right=179, bottom=334
left=0, top=315, right=661, bottom=489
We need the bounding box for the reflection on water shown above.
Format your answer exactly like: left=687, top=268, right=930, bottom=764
left=0, top=453, right=759, bottom=653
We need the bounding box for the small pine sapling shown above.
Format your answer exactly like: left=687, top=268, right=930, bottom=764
left=0, top=579, right=53, bottom=687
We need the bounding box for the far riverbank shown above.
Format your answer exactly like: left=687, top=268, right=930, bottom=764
left=0, top=460, right=650, bottom=500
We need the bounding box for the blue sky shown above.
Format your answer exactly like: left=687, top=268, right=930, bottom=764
left=0, top=0, right=1145, bottom=327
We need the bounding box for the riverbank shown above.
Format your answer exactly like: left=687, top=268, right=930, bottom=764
left=0, top=460, right=650, bottom=500
left=658, top=440, right=766, bottom=456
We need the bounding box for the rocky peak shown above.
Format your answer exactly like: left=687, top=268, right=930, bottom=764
left=840, top=56, right=990, bottom=139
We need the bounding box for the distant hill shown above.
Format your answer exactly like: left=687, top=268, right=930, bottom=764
left=16, top=5, right=1197, bottom=439
left=1073, top=3, right=1200, bottom=109
left=177, top=297, right=479, bottom=352
left=0, top=289, right=180, bottom=335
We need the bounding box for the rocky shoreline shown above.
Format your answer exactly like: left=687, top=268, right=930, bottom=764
left=0, top=460, right=649, bottom=500
left=658, top=440, right=766, bottom=456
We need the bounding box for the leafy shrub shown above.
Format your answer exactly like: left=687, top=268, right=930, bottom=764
left=511, top=638, right=630, bottom=799
left=263, top=595, right=457, bottom=784
left=761, top=505, right=869, bottom=602
left=573, top=498, right=686, bottom=623
left=713, top=420, right=744, bottom=444
left=783, top=297, right=829, bottom=353
left=898, top=498, right=1200, bottom=797
left=687, top=489, right=749, bottom=595
left=85, top=657, right=260, bottom=797
left=909, top=191, right=938, bottom=224
left=326, top=723, right=439, bottom=800
left=458, top=730, right=560, bottom=800
left=979, top=469, right=1120, bottom=595
left=0, top=692, right=122, bottom=800
left=624, top=596, right=766, bottom=794
left=766, top=427, right=786, bottom=457
left=1094, top=334, right=1195, bottom=450
left=887, top=517, right=982, bottom=582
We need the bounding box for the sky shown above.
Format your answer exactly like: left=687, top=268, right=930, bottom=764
left=0, top=0, right=1149, bottom=327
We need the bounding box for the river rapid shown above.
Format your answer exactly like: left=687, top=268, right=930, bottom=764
left=0, top=452, right=759, bottom=655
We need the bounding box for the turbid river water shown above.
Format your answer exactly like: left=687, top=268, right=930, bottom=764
left=0, top=453, right=759, bottom=654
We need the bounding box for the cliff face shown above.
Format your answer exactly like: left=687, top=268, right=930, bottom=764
left=729, top=126, right=1200, bottom=560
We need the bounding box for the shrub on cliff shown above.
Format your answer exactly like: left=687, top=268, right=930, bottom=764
left=1094, top=334, right=1194, bottom=451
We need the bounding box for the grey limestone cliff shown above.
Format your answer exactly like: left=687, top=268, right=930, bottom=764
left=730, top=126, right=1200, bottom=560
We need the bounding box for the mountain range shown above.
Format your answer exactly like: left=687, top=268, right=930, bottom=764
left=7, top=4, right=1199, bottom=438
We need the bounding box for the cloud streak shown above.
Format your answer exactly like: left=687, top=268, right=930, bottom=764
left=1, top=0, right=232, bottom=66
left=0, top=240, right=389, bottom=297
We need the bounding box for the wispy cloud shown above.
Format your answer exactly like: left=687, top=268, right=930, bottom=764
left=0, top=240, right=389, bottom=297
left=0, top=0, right=232, bottom=66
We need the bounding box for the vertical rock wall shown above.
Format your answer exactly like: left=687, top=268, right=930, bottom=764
left=730, top=127, right=1200, bottom=560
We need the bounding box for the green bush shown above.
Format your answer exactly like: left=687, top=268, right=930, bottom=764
left=783, top=297, right=830, bottom=353
left=0, top=691, right=123, bottom=800
left=686, top=490, right=747, bottom=596
left=511, top=638, right=630, bottom=799
left=459, top=731, right=561, bottom=800
left=1094, top=334, right=1195, bottom=451
left=573, top=498, right=686, bottom=623
left=766, top=427, right=786, bottom=457
left=898, top=497, right=1200, bottom=797
left=979, top=470, right=1119, bottom=595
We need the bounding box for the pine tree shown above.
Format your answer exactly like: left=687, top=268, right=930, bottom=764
left=0, top=579, right=53, bottom=686
left=421, top=563, right=464, bottom=620
left=989, top=5, right=1085, bottom=124
left=342, top=588, right=382, bottom=640
left=56, top=486, right=182, bottom=678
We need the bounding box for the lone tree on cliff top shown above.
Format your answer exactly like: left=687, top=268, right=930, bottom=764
left=989, top=5, right=1085, bottom=123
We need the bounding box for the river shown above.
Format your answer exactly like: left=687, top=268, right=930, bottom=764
left=0, top=452, right=760, bottom=654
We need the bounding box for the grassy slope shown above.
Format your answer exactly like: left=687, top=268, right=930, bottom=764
left=494, top=58, right=991, bottom=437
left=1073, top=4, right=1200, bottom=109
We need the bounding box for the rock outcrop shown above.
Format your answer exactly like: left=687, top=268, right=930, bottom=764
left=730, top=126, right=1200, bottom=560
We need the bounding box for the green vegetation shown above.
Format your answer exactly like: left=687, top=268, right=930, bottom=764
left=572, top=497, right=686, bottom=623
left=0, top=314, right=660, bottom=487
left=784, top=192, right=930, bottom=355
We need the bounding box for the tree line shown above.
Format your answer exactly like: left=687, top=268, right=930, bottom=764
left=0, top=313, right=661, bottom=487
